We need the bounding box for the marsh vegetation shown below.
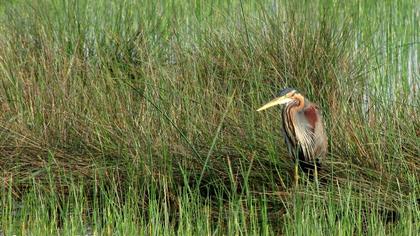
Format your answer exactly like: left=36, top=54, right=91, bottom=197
left=0, top=0, right=418, bottom=235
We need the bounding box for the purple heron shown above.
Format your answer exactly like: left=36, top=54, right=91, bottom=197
left=257, top=88, right=328, bottom=184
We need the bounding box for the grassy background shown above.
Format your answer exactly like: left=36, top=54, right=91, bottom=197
left=0, top=0, right=418, bottom=235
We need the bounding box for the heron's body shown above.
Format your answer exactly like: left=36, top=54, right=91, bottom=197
left=257, top=88, right=328, bottom=183
left=281, top=94, right=327, bottom=171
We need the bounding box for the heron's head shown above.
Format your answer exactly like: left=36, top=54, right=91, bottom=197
left=257, top=87, right=301, bottom=111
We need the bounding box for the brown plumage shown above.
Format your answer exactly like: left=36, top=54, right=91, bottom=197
left=257, top=88, right=328, bottom=180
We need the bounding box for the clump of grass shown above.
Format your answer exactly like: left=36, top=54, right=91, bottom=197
left=0, top=0, right=418, bottom=234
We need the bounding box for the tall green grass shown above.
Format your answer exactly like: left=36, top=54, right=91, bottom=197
left=0, top=0, right=418, bottom=235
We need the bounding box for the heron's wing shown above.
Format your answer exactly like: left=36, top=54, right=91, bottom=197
left=302, top=105, right=318, bottom=131
left=302, top=105, right=328, bottom=159
left=312, top=108, right=328, bottom=158
left=292, top=104, right=327, bottom=161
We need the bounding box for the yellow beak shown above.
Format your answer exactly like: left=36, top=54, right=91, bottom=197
left=256, top=95, right=292, bottom=111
